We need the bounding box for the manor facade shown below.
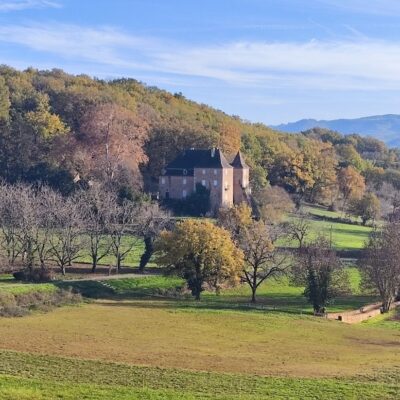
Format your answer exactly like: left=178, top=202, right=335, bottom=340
left=159, top=148, right=250, bottom=211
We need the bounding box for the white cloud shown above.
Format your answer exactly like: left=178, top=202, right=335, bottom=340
left=1, top=23, right=400, bottom=91
left=0, top=0, right=61, bottom=12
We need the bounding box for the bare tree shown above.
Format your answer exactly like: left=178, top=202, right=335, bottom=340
left=136, top=202, right=171, bottom=272
left=285, top=212, right=310, bottom=249
left=34, top=186, right=63, bottom=270
left=0, top=182, right=23, bottom=267
left=109, top=200, right=139, bottom=272
left=360, top=223, right=400, bottom=312
left=14, top=184, right=41, bottom=273
left=80, top=185, right=116, bottom=272
left=239, top=220, right=290, bottom=303
left=49, top=195, right=85, bottom=275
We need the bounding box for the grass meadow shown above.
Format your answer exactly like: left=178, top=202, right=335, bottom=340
left=0, top=206, right=396, bottom=399
left=0, top=270, right=399, bottom=399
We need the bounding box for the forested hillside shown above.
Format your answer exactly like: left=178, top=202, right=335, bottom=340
left=0, top=66, right=400, bottom=213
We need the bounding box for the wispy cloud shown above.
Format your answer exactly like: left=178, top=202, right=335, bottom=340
left=317, top=0, right=400, bottom=16
left=1, top=23, right=400, bottom=91
left=0, top=0, right=61, bottom=12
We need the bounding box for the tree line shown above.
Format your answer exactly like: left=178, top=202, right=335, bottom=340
left=0, top=182, right=169, bottom=279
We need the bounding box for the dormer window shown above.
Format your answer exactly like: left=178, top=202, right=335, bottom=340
left=161, top=178, right=165, bottom=184
left=214, top=169, right=217, bottom=175
left=202, top=169, right=206, bottom=175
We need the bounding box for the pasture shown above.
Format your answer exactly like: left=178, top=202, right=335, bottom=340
left=0, top=207, right=394, bottom=399
left=0, top=272, right=399, bottom=399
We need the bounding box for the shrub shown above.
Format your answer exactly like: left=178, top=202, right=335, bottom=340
left=0, top=288, right=82, bottom=317
left=13, top=268, right=55, bottom=283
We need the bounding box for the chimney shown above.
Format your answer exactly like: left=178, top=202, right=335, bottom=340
left=211, top=147, right=216, bottom=158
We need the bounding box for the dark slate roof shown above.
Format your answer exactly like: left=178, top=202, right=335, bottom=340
left=230, top=151, right=249, bottom=169
left=164, top=149, right=232, bottom=176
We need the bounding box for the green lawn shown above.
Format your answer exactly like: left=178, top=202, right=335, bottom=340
left=285, top=205, right=373, bottom=250
left=76, top=236, right=152, bottom=268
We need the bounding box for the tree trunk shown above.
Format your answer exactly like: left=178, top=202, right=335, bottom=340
left=251, top=288, right=257, bottom=303
left=91, top=258, right=97, bottom=273
left=61, top=265, right=66, bottom=276
left=382, top=299, right=392, bottom=313
left=139, top=236, right=153, bottom=272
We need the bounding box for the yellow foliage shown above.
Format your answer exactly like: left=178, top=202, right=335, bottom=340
left=154, top=219, right=244, bottom=298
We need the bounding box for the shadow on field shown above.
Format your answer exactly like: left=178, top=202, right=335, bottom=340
left=94, top=298, right=313, bottom=315
left=53, top=275, right=377, bottom=316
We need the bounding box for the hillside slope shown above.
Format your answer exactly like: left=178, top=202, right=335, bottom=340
left=273, top=114, right=400, bottom=147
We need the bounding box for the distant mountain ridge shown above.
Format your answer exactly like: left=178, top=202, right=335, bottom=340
left=273, top=114, right=400, bottom=147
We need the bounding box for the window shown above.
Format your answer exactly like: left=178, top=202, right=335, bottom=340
left=182, top=190, right=187, bottom=198
left=202, top=180, right=206, bottom=186
left=214, top=169, right=217, bottom=175
left=161, top=178, right=165, bottom=184
left=202, top=169, right=206, bottom=175
left=213, top=180, right=218, bottom=187
left=183, top=178, right=187, bottom=185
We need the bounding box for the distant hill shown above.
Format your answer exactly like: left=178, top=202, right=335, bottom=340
left=273, top=115, right=400, bottom=147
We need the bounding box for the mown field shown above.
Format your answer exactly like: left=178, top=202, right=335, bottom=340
left=287, top=206, right=373, bottom=250
left=0, top=270, right=399, bottom=399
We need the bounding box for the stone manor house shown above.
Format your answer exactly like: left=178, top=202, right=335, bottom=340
left=159, top=148, right=250, bottom=211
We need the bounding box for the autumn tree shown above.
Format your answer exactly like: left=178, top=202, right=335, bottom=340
left=360, top=223, right=400, bottom=312
left=337, top=166, right=365, bottom=212
left=254, top=186, right=294, bottom=224
left=154, top=220, right=243, bottom=300
left=79, top=103, right=149, bottom=189
left=0, top=76, right=10, bottom=121
left=217, top=203, right=252, bottom=243
left=218, top=120, right=241, bottom=156
left=349, top=192, right=381, bottom=226
left=292, top=237, right=350, bottom=314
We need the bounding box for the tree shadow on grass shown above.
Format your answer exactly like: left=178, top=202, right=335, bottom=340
left=54, top=279, right=378, bottom=317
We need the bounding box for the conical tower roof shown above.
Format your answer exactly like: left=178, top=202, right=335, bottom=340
left=231, top=151, right=248, bottom=169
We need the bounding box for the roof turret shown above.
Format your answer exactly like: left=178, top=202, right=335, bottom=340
left=230, top=151, right=249, bottom=169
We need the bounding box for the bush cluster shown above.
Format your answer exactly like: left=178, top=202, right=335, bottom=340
left=0, top=288, right=82, bottom=317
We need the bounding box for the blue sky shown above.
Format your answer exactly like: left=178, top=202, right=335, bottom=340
left=1, top=0, right=400, bottom=124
